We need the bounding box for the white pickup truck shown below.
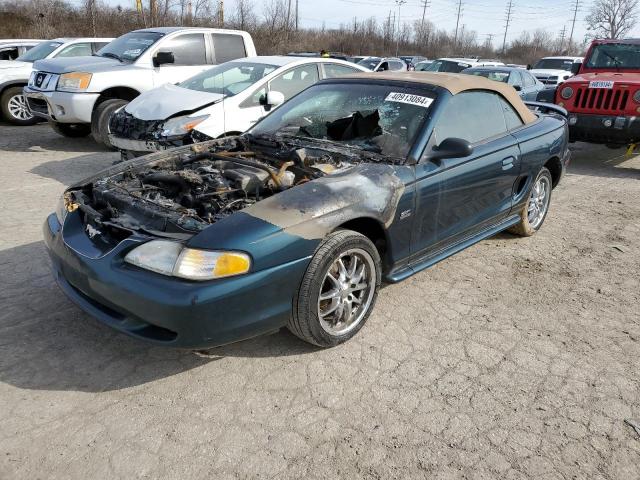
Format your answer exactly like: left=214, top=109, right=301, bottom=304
left=24, top=27, right=256, bottom=146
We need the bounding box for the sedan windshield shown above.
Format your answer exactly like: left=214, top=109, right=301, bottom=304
left=424, top=60, right=471, bottom=73
left=532, top=59, right=574, bottom=71
left=585, top=44, right=640, bottom=69
left=357, top=58, right=381, bottom=70
left=250, top=83, right=435, bottom=160
left=464, top=70, right=510, bottom=83
left=16, top=41, right=62, bottom=62
left=180, top=61, right=278, bottom=96
left=96, top=32, right=163, bottom=62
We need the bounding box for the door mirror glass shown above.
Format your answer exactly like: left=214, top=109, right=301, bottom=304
left=153, top=51, right=175, bottom=67
left=570, top=62, right=581, bottom=75
left=428, top=137, right=474, bottom=163
left=266, top=90, right=285, bottom=107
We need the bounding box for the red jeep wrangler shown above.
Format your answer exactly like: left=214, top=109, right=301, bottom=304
left=556, top=38, right=640, bottom=146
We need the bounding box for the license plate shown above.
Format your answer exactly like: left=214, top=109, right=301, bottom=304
left=589, top=80, right=614, bottom=89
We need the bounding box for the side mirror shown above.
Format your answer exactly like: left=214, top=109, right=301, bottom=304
left=377, top=63, right=389, bottom=72
left=526, top=64, right=532, bottom=70
left=513, top=85, right=522, bottom=91
left=428, top=137, right=473, bottom=163
left=153, top=51, right=174, bottom=67
left=266, top=90, right=285, bottom=107
left=570, top=62, right=581, bottom=75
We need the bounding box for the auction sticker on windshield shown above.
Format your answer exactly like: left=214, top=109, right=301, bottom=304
left=385, top=92, right=433, bottom=108
left=589, top=80, right=614, bottom=89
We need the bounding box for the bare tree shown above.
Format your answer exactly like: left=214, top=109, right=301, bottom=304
left=585, top=0, right=638, bottom=39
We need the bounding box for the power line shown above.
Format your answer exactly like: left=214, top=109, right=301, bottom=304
left=568, top=0, right=580, bottom=46
left=502, top=0, right=514, bottom=54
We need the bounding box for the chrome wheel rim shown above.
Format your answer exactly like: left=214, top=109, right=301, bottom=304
left=318, top=248, right=376, bottom=336
left=7, top=94, right=32, bottom=121
left=527, top=175, right=551, bottom=229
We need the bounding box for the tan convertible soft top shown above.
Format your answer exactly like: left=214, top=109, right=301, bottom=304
left=341, top=71, right=537, bottom=124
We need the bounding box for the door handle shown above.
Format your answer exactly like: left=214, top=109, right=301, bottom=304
left=502, top=157, right=515, bottom=170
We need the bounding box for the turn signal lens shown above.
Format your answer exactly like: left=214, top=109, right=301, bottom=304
left=57, top=72, right=92, bottom=91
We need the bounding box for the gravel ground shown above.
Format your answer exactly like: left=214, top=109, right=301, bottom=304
left=0, top=123, right=639, bottom=479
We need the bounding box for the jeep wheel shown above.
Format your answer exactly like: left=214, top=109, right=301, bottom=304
left=509, top=167, right=553, bottom=237
left=1, top=87, right=37, bottom=125
left=91, top=99, right=127, bottom=149
left=289, top=230, right=381, bottom=347
left=49, top=121, right=91, bottom=137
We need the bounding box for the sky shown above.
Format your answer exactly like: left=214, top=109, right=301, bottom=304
left=90, top=0, right=640, bottom=49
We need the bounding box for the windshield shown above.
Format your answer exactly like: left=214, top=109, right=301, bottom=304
left=180, top=61, right=278, bottom=96
left=96, top=32, right=163, bottom=62
left=464, top=70, right=510, bottom=83
left=249, top=83, right=435, bottom=160
left=16, top=41, right=62, bottom=62
left=414, top=62, right=432, bottom=71
left=532, top=58, right=574, bottom=71
left=424, top=60, right=471, bottom=73
left=358, top=58, right=381, bottom=70
left=585, top=44, right=640, bottom=69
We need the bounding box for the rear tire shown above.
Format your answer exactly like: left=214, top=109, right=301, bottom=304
left=49, top=121, right=91, bottom=137
left=91, top=98, right=128, bottom=148
left=288, top=230, right=381, bottom=347
left=1, top=86, right=38, bottom=125
left=509, top=167, right=553, bottom=237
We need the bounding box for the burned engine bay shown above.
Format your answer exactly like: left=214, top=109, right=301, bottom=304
left=67, top=139, right=364, bottom=239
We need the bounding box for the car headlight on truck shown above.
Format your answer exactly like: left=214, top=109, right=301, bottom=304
left=633, top=90, right=640, bottom=103
left=560, top=86, right=574, bottom=99
left=124, top=240, right=251, bottom=280
left=159, top=115, right=208, bottom=138
left=57, top=72, right=92, bottom=91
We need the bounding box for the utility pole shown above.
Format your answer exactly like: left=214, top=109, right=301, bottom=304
left=87, top=0, right=96, bottom=36
left=420, top=0, right=431, bottom=28
left=502, top=0, right=514, bottom=55
left=149, top=0, right=157, bottom=26
left=559, top=25, right=567, bottom=52
left=219, top=0, right=224, bottom=27
left=395, top=0, right=406, bottom=56
left=454, top=0, right=463, bottom=46
left=568, top=0, right=580, bottom=47
left=295, top=0, right=299, bottom=31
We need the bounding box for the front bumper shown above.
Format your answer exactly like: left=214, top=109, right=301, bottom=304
left=567, top=112, right=640, bottom=145
left=24, top=87, right=98, bottom=123
left=43, top=212, right=310, bottom=349
left=108, top=135, right=172, bottom=154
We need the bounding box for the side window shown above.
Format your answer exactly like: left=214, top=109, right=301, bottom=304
left=523, top=72, right=536, bottom=87
left=56, top=43, right=92, bottom=58
left=392, top=60, right=406, bottom=70
left=497, top=96, right=524, bottom=130
left=212, top=34, right=246, bottom=64
left=508, top=70, right=523, bottom=87
left=92, top=42, right=110, bottom=53
left=159, top=34, right=206, bottom=66
left=0, top=47, right=19, bottom=60
left=240, top=86, right=266, bottom=108
left=323, top=63, right=360, bottom=78
left=269, top=64, right=319, bottom=101
left=434, top=91, right=508, bottom=144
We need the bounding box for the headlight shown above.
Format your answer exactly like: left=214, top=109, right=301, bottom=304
left=55, top=192, right=78, bottom=224
left=560, top=86, right=574, bottom=99
left=28, top=71, right=36, bottom=85
left=124, top=240, right=251, bottom=280
left=633, top=90, right=640, bottom=104
left=159, top=114, right=208, bottom=138
left=57, top=72, right=92, bottom=91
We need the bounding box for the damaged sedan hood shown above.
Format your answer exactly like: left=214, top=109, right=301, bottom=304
left=125, top=83, right=224, bottom=121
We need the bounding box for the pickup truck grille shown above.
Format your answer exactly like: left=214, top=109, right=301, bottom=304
left=109, top=110, right=161, bottom=140
left=534, top=75, right=559, bottom=85
left=572, top=87, right=630, bottom=113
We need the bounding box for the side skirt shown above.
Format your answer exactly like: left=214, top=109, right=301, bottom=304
left=384, top=214, right=521, bottom=283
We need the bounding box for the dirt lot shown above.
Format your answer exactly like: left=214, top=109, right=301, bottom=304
left=0, top=122, right=639, bottom=479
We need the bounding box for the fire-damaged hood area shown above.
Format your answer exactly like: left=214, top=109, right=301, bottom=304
left=124, top=83, right=224, bottom=121
left=64, top=136, right=406, bottom=247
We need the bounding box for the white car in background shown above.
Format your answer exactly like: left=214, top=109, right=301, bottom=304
left=420, top=57, right=504, bottom=73
left=109, top=56, right=369, bottom=159
left=529, top=56, right=583, bottom=86
left=0, top=40, right=42, bottom=60
left=0, top=37, right=113, bottom=124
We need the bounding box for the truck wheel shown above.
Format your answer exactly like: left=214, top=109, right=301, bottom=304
left=91, top=99, right=127, bottom=148
left=509, top=167, right=553, bottom=237
left=288, top=230, right=381, bottom=347
left=49, top=121, right=91, bottom=137
left=1, top=87, right=38, bottom=125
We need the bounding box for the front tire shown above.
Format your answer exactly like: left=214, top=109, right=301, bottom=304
left=1, top=87, right=38, bottom=125
left=509, top=167, right=553, bottom=237
left=289, top=230, right=381, bottom=347
left=49, top=121, right=91, bottom=137
left=91, top=98, right=128, bottom=148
